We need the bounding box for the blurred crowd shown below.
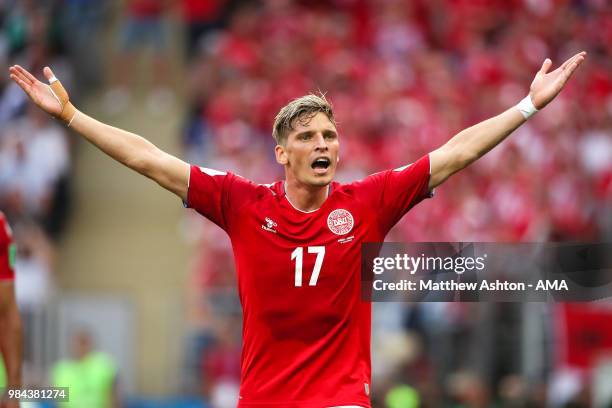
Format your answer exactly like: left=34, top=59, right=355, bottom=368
left=0, top=0, right=87, bottom=318
left=0, top=0, right=611, bottom=407
left=182, top=0, right=611, bottom=242
left=0, top=0, right=115, bottom=399
left=181, top=0, right=611, bottom=407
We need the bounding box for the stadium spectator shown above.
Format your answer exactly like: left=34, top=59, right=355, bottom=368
left=179, top=0, right=229, bottom=61
left=0, top=0, right=76, bottom=238
left=11, top=219, right=55, bottom=311
left=104, top=0, right=174, bottom=115
left=0, top=105, right=70, bottom=237
left=58, top=0, right=108, bottom=89
left=0, top=0, right=77, bottom=389
left=202, top=317, right=241, bottom=408
left=51, top=330, right=120, bottom=408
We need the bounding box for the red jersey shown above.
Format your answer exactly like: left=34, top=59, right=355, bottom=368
left=0, top=213, right=15, bottom=281
left=186, top=155, right=432, bottom=407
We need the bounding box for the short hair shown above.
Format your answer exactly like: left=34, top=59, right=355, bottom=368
left=272, top=93, right=336, bottom=145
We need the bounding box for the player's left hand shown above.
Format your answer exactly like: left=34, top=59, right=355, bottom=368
left=529, top=51, right=586, bottom=110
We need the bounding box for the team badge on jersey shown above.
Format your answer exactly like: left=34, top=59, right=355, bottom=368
left=327, top=209, right=354, bottom=235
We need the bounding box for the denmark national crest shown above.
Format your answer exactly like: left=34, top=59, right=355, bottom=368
left=327, top=209, right=354, bottom=235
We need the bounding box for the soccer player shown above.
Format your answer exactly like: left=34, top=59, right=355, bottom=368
left=0, top=212, right=22, bottom=408
left=8, top=51, right=585, bottom=407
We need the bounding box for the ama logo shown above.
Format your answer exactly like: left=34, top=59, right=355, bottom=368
left=327, top=209, right=354, bottom=235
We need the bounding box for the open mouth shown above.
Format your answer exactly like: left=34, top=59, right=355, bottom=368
left=311, top=157, right=331, bottom=173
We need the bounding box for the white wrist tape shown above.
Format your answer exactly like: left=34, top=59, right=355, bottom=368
left=516, top=95, right=538, bottom=119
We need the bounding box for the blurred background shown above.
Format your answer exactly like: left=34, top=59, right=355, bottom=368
left=0, top=0, right=610, bottom=407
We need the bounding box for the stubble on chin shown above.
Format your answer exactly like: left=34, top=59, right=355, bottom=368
left=309, top=175, right=332, bottom=187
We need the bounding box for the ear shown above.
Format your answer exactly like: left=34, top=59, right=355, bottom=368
left=275, top=144, right=288, bottom=165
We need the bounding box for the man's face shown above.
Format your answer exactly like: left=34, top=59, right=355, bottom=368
left=276, top=112, right=339, bottom=187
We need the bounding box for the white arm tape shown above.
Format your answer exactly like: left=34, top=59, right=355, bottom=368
left=48, top=75, right=58, bottom=84
left=516, top=95, right=538, bottom=119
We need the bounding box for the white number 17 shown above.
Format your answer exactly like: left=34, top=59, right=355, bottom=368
left=291, top=246, right=325, bottom=287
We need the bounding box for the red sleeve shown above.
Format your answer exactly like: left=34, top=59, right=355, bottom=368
left=356, top=154, right=433, bottom=234
left=0, top=215, right=15, bottom=281
left=185, top=165, right=258, bottom=233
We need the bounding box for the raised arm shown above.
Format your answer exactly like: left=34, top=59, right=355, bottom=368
left=8, top=66, right=189, bottom=201
left=428, top=51, right=586, bottom=189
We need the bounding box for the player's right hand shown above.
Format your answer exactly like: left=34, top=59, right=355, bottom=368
left=8, top=65, right=76, bottom=124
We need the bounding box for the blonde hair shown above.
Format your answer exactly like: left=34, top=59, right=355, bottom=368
left=272, top=93, right=335, bottom=145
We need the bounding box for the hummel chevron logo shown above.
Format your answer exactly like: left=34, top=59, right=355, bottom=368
left=262, top=217, right=278, bottom=233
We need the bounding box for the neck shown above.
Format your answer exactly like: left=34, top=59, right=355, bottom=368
left=284, top=179, right=329, bottom=212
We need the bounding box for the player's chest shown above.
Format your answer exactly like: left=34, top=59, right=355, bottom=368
left=232, top=200, right=371, bottom=292
left=234, top=199, right=370, bottom=248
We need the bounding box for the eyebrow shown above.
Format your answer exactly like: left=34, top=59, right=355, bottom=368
left=295, top=129, right=338, bottom=138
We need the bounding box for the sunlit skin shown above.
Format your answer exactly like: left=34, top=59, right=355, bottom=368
left=275, top=112, right=340, bottom=212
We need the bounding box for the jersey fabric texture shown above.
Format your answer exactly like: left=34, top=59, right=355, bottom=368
left=185, top=155, right=432, bottom=408
left=0, top=212, right=15, bottom=281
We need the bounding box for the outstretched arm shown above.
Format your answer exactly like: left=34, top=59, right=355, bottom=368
left=428, top=51, right=586, bottom=189
left=8, top=66, right=189, bottom=201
